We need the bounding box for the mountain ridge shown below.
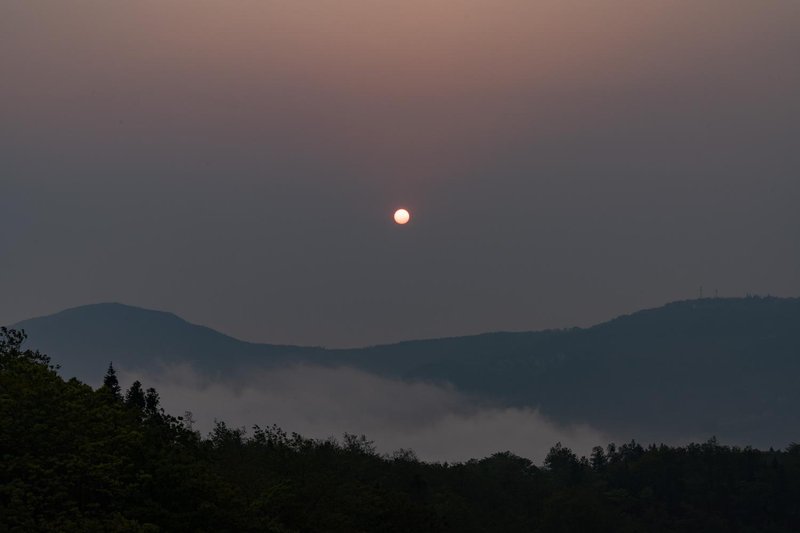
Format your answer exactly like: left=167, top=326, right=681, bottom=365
left=10, top=296, right=800, bottom=447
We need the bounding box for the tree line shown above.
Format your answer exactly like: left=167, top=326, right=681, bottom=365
left=1, top=327, right=799, bottom=532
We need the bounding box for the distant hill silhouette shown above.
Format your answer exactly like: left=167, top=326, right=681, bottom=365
left=12, top=303, right=323, bottom=380
left=12, top=297, right=800, bottom=447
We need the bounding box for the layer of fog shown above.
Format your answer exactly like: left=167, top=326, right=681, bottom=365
left=120, top=364, right=609, bottom=463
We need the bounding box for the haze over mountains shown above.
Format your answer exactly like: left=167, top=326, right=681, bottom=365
left=12, top=297, right=800, bottom=450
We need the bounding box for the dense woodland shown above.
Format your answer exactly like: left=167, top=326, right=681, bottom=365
left=2, top=327, right=799, bottom=532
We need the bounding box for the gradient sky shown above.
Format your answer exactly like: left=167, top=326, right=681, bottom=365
left=2, top=0, right=799, bottom=347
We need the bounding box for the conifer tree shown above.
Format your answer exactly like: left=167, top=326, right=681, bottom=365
left=145, top=387, right=160, bottom=415
left=125, top=380, right=146, bottom=410
left=102, top=362, right=122, bottom=399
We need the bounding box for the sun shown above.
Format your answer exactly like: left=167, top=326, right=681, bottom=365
left=393, top=208, right=411, bottom=225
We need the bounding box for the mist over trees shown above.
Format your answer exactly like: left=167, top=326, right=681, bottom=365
left=2, top=327, right=800, bottom=532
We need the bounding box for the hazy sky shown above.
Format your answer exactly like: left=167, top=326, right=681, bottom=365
left=2, top=0, right=799, bottom=347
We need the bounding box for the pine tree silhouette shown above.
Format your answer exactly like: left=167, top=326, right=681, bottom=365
left=102, top=362, right=121, bottom=399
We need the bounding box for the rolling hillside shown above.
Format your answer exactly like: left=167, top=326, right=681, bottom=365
left=12, top=297, right=800, bottom=446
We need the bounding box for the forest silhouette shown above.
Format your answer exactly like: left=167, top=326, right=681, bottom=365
left=2, top=327, right=799, bottom=532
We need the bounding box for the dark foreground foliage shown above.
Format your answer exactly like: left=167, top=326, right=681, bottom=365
left=2, top=328, right=799, bottom=532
